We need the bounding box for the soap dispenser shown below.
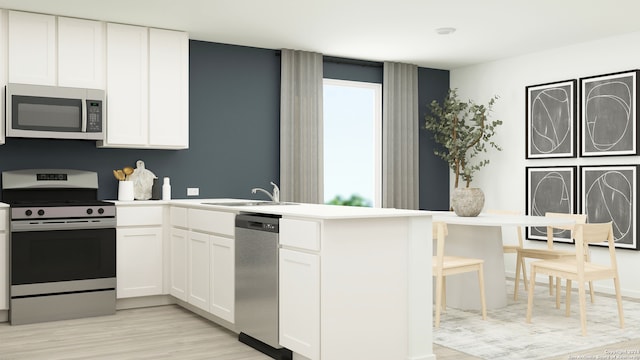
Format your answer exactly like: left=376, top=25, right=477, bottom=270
left=162, top=177, right=171, bottom=200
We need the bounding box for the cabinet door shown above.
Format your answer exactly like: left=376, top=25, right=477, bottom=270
left=0, top=209, right=7, bottom=309
left=116, top=227, right=163, bottom=298
left=57, top=17, right=104, bottom=88
left=0, top=233, right=6, bottom=310
left=105, top=23, right=148, bottom=146
left=210, top=235, right=234, bottom=323
left=149, top=28, right=189, bottom=148
left=8, top=11, right=56, bottom=85
left=279, top=249, right=320, bottom=359
left=170, top=228, right=188, bottom=301
left=0, top=10, right=6, bottom=145
left=188, top=231, right=210, bottom=311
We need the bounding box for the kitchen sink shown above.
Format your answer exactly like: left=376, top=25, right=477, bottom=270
left=202, top=201, right=298, bottom=207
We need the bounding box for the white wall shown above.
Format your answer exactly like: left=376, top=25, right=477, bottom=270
left=450, top=30, right=640, bottom=298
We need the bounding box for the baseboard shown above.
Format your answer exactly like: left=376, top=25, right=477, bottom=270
left=116, top=295, right=175, bottom=310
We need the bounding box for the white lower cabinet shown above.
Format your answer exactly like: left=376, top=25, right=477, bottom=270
left=169, top=228, right=188, bottom=301
left=210, top=235, right=234, bottom=323
left=0, top=208, right=8, bottom=310
left=116, top=227, right=164, bottom=298
left=279, top=248, right=320, bottom=360
left=186, top=229, right=235, bottom=323
left=188, top=231, right=210, bottom=311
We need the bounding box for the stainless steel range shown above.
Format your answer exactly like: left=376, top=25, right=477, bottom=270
left=2, top=169, right=116, bottom=325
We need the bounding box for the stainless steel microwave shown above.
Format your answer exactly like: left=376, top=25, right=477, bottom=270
left=6, top=83, right=105, bottom=140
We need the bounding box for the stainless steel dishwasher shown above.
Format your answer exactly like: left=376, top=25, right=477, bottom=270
left=235, top=213, right=291, bottom=360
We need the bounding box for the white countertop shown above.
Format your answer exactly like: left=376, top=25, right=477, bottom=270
left=112, top=198, right=431, bottom=220
left=432, top=211, right=575, bottom=227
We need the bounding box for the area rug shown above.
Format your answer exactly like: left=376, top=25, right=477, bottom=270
left=433, top=279, right=640, bottom=359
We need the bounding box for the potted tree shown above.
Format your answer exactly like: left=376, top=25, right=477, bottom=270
left=424, top=88, right=503, bottom=216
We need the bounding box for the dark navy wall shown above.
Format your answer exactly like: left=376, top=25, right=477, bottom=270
left=0, top=40, right=449, bottom=210
left=418, top=67, right=450, bottom=210
left=0, top=40, right=281, bottom=201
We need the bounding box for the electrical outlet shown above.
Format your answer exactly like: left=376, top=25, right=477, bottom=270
left=187, top=187, right=199, bottom=196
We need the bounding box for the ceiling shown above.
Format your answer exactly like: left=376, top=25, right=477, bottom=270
left=1, top=0, right=640, bottom=70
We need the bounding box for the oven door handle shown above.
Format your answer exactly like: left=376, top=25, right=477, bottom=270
left=11, top=218, right=117, bottom=232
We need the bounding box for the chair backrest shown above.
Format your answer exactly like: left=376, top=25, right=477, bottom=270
left=544, top=212, right=587, bottom=245
left=488, top=209, right=523, bottom=246
left=573, top=222, right=617, bottom=272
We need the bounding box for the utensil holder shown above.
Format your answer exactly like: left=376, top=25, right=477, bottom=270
left=118, top=181, right=134, bottom=201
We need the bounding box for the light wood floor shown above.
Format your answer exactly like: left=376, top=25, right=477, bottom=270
left=0, top=305, right=271, bottom=360
left=2, top=304, right=639, bottom=359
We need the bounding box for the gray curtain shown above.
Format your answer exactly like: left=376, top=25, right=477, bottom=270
left=382, top=62, right=419, bottom=209
left=280, top=49, right=324, bottom=203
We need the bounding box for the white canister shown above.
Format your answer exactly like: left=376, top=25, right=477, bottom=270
left=162, top=177, right=171, bottom=200
left=118, top=181, right=134, bottom=201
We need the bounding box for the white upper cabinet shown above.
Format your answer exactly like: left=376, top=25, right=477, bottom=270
left=104, top=23, right=149, bottom=147
left=57, top=17, right=104, bottom=89
left=8, top=11, right=56, bottom=85
left=0, top=10, right=7, bottom=145
left=101, top=24, right=189, bottom=149
left=149, top=28, right=189, bottom=148
left=8, top=12, right=104, bottom=89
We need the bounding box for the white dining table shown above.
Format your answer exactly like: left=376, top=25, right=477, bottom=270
left=430, top=211, right=575, bottom=310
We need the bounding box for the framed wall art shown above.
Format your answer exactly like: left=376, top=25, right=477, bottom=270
left=526, top=79, right=577, bottom=159
left=526, top=166, right=577, bottom=242
left=581, top=165, right=639, bottom=250
left=580, top=70, right=639, bottom=157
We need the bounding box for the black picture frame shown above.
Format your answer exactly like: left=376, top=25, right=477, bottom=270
left=526, top=166, right=577, bottom=242
left=580, top=70, right=639, bottom=157
left=526, top=79, right=577, bottom=159
left=580, top=165, right=639, bottom=250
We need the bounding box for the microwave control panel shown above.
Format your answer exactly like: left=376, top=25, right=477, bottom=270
left=86, top=100, right=103, bottom=132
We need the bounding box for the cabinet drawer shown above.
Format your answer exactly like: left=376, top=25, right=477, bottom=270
left=117, top=206, right=164, bottom=226
left=188, top=209, right=235, bottom=236
left=170, top=206, right=188, bottom=228
left=280, top=219, right=320, bottom=251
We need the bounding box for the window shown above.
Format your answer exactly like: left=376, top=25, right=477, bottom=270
left=323, top=79, right=382, bottom=207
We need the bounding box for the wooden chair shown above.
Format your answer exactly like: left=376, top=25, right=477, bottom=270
left=432, top=221, right=487, bottom=327
left=526, top=222, right=624, bottom=335
left=514, top=212, right=587, bottom=302
left=488, top=209, right=528, bottom=298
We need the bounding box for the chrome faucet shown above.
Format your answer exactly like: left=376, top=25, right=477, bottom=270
left=251, top=182, right=280, bottom=203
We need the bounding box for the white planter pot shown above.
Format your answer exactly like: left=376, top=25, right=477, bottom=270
left=451, top=187, right=485, bottom=217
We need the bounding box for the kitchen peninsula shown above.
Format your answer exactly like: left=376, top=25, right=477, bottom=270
left=112, top=199, right=435, bottom=360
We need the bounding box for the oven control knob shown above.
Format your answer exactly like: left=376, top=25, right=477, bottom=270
left=25, top=209, right=32, bottom=216
left=87, top=208, right=94, bottom=215
left=98, top=208, right=105, bottom=214
left=37, top=209, right=45, bottom=216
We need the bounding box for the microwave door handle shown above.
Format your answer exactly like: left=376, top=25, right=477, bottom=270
left=81, top=98, right=87, bottom=132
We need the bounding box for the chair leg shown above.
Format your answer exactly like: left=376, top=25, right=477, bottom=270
left=614, top=276, right=625, bottom=329
left=435, top=274, right=443, bottom=328
left=589, top=281, right=595, bottom=303
left=526, top=265, right=536, bottom=323
left=478, top=265, right=487, bottom=320
left=521, top=257, right=528, bottom=291
left=514, top=252, right=523, bottom=300
left=442, top=277, right=447, bottom=310
left=578, top=281, right=587, bottom=336
left=555, top=278, right=561, bottom=309
left=548, top=275, right=554, bottom=295
left=565, top=279, right=572, bottom=316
